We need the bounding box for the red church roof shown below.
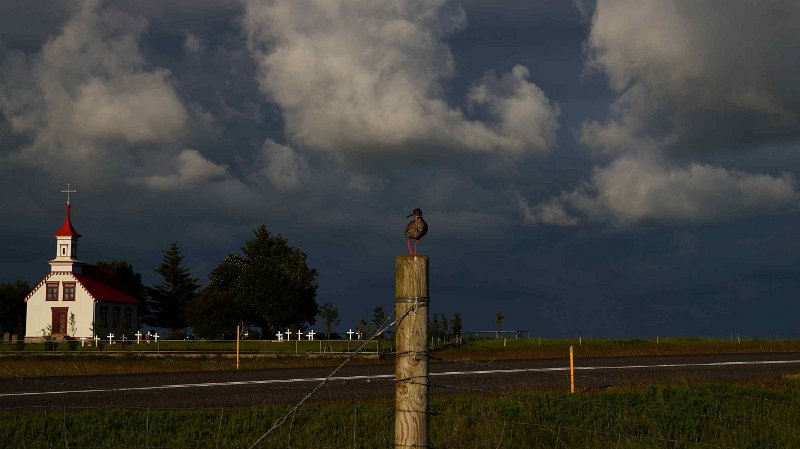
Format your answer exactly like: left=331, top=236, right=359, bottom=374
left=74, top=265, right=140, bottom=304
left=54, top=203, right=81, bottom=237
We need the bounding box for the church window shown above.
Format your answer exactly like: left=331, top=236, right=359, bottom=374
left=98, top=307, right=108, bottom=328
left=63, top=282, right=76, bottom=301
left=112, top=308, right=120, bottom=328
left=124, top=309, right=132, bottom=328
left=46, top=282, right=59, bottom=301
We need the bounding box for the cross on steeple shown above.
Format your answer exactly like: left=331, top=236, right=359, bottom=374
left=61, top=183, right=77, bottom=205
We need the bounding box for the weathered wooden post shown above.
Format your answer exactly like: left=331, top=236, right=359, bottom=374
left=395, top=255, right=429, bottom=448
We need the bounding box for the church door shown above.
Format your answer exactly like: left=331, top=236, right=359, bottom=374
left=51, top=307, right=68, bottom=335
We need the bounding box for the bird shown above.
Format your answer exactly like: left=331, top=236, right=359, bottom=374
left=404, top=208, right=428, bottom=256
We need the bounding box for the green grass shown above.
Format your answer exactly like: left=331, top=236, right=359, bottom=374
left=0, top=338, right=387, bottom=354
left=3, top=382, right=800, bottom=448
left=436, top=336, right=800, bottom=360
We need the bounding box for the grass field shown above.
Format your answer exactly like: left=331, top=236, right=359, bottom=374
left=4, top=338, right=800, bottom=447
left=3, top=381, right=800, bottom=448
left=2, top=337, right=799, bottom=379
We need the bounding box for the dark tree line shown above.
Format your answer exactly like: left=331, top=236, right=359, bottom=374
left=0, top=280, right=29, bottom=339
left=430, top=312, right=462, bottom=339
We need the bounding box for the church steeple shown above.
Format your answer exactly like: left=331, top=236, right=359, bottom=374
left=50, top=185, right=83, bottom=273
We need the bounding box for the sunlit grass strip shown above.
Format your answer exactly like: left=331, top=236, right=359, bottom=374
left=3, top=383, right=800, bottom=448
left=436, top=337, right=800, bottom=361
left=0, top=339, right=388, bottom=353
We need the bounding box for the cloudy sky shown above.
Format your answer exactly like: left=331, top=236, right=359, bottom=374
left=2, top=0, right=800, bottom=338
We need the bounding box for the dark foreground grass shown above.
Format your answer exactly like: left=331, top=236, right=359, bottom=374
left=3, top=382, right=800, bottom=448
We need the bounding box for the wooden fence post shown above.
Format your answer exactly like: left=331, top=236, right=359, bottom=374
left=395, top=255, right=429, bottom=448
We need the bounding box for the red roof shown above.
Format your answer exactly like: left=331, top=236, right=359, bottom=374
left=74, top=265, right=139, bottom=304
left=54, top=203, right=81, bottom=237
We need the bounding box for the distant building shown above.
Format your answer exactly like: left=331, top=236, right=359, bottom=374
left=24, top=199, right=139, bottom=341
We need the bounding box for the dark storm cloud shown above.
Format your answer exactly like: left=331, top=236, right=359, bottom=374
left=2, top=0, right=800, bottom=337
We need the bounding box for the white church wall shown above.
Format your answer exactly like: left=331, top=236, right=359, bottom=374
left=25, top=273, right=96, bottom=341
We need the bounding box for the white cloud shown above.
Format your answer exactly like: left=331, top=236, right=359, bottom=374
left=254, top=139, right=309, bottom=190
left=138, top=149, right=230, bottom=190
left=242, top=0, right=558, bottom=157
left=582, top=0, right=800, bottom=154
left=528, top=0, right=800, bottom=228
left=71, top=73, right=187, bottom=143
left=523, top=155, right=798, bottom=226
left=0, top=1, right=188, bottom=173
left=468, top=65, right=560, bottom=153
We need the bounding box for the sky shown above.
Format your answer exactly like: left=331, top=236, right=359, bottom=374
left=2, top=0, right=800, bottom=338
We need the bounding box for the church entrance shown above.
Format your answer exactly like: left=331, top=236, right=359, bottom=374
left=51, top=307, right=68, bottom=335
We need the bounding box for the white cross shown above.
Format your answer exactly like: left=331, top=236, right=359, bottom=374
left=107, top=333, right=114, bottom=344
left=80, top=337, right=86, bottom=347
left=121, top=335, right=127, bottom=342
left=276, top=331, right=284, bottom=341
left=296, top=330, right=304, bottom=340
left=152, top=333, right=159, bottom=342
left=135, top=331, right=142, bottom=344
left=347, top=329, right=354, bottom=340
left=356, top=331, right=362, bottom=340
left=61, top=183, right=77, bottom=204
left=93, top=335, right=100, bottom=346
left=285, top=329, right=292, bottom=340
left=307, top=330, right=315, bottom=340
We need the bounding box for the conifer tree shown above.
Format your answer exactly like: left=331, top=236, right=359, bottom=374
left=148, top=242, right=199, bottom=332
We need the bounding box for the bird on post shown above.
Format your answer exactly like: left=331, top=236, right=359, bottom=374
left=405, top=208, right=428, bottom=256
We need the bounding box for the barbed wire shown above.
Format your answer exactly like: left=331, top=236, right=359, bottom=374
left=247, top=301, right=423, bottom=448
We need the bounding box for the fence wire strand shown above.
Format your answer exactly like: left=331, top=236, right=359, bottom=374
left=247, top=302, right=422, bottom=448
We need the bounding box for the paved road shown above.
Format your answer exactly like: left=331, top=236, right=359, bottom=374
left=3, top=352, right=800, bottom=411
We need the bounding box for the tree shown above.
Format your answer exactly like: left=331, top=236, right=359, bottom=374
left=356, top=318, right=372, bottom=338
left=372, top=306, right=386, bottom=337
left=96, top=260, right=148, bottom=324
left=187, top=226, right=318, bottom=336
left=184, top=289, right=239, bottom=339
left=0, top=280, right=29, bottom=339
left=451, top=313, right=463, bottom=339
left=147, top=242, right=199, bottom=332
left=319, top=302, right=340, bottom=339
left=495, top=311, right=504, bottom=333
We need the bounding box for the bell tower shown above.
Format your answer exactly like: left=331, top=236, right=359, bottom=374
left=49, top=184, right=83, bottom=273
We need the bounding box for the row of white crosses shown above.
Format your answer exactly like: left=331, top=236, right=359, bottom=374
left=91, top=331, right=160, bottom=346
left=273, top=328, right=362, bottom=341
left=275, top=329, right=317, bottom=341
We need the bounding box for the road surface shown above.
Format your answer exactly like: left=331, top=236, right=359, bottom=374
left=3, top=352, right=800, bottom=411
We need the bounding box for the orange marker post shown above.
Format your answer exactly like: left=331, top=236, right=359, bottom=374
left=569, top=346, right=575, bottom=394
left=236, top=325, right=240, bottom=370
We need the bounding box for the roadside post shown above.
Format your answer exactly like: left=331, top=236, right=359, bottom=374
left=570, top=346, right=575, bottom=394
left=395, top=255, right=429, bottom=448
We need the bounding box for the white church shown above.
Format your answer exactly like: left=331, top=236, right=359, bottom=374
left=24, top=196, right=139, bottom=341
